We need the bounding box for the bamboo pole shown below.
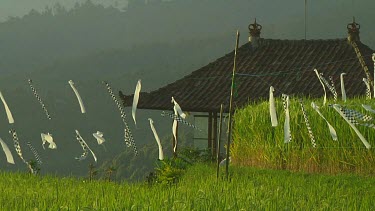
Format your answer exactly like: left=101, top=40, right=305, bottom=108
left=213, top=111, right=218, bottom=160
left=225, top=30, right=240, bottom=180
left=208, top=112, right=212, bottom=151
left=373, top=53, right=375, bottom=97
left=304, top=0, right=307, bottom=40
left=216, top=104, right=224, bottom=179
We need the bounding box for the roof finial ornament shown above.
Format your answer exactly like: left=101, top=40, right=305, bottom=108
left=347, top=16, right=360, bottom=42
left=248, top=18, right=262, bottom=38
left=248, top=18, right=262, bottom=47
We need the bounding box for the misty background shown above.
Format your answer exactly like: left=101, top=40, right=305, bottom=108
left=0, top=0, right=373, bottom=181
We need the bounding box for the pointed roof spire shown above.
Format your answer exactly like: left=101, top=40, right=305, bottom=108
left=248, top=18, right=262, bottom=38
left=347, top=16, right=360, bottom=42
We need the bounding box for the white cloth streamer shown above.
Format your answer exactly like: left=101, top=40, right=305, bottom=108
left=172, top=106, right=178, bottom=153
left=362, top=104, right=375, bottom=114
left=93, top=131, right=106, bottom=145
left=41, top=133, right=57, bottom=149
left=314, top=69, right=327, bottom=106
left=68, top=80, right=86, bottom=114
left=0, top=138, right=15, bottom=164
left=132, top=79, right=141, bottom=126
left=340, top=73, right=347, bottom=102
left=171, top=97, right=186, bottom=119
left=269, top=86, right=278, bottom=127
left=148, top=118, right=164, bottom=160
left=0, top=91, right=14, bottom=124
left=311, top=102, right=338, bottom=141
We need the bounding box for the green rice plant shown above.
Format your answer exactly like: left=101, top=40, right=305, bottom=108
left=154, top=158, right=188, bottom=185
left=1, top=164, right=374, bottom=210
left=232, top=96, right=375, bottom=175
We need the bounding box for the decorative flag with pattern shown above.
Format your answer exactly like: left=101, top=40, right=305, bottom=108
left=103, top=81, right=137, bottom=155
left=338, top=106, right=375, bottom=131
left=339, top=106, right=372, bottom=125
left=328, top=76, right=338, bottom=102
left=363, top=78, right=371, bottom=99
left=9, top=129, right=27, bottom=163
left=27, top=142, right=42, bottom=165
left=75, top=130, right=97, bottom=162
left=28, top=79, right=51, bottom=120
left=161, top=111, right=201, bottom=130
left=282, top=94, right=291, bottom=143
left=299, top=99, right=316, bottom=147
left=318, top=72, right=337, bottom=101
left=9, top=129, right=39, bottom=173
left=333, top=104, right=371, bottom=149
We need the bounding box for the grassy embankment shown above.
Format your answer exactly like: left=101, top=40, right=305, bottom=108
left=232, top=97, right=375, bottom=175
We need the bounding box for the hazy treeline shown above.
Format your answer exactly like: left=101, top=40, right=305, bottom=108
left=1, top=0, right=373, bottom=75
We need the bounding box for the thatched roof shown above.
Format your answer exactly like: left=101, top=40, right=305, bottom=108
left=120, top=38, right=374, bottom=112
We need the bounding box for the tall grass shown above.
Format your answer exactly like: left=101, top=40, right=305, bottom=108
left=1, top=164, right=375, bottom=210
left=232, top=97, right=375, bottom=175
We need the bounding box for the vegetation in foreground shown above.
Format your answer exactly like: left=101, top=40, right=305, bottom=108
left=1, top=164, right=374, bottom=210
left=232, top=97, right=375, bottom=175
left=2, top=96, right=375, bottom=209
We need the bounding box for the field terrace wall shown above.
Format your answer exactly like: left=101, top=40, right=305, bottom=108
left=119, top=19, right=374, bottom=155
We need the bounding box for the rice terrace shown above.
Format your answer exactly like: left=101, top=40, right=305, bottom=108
left=0, top=0, right=375, bottom=210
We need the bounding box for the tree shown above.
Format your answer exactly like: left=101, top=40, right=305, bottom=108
left=53, top=3, right=67, bottom=16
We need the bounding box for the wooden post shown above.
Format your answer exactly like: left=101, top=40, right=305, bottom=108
left=208, top=112, right=212, bottom=150
left=304, top=0, right=307, bottom=40
left=216, top=104, right=224, bottom=179
left=226, top=30, right=240, bottom=180
left=373, top=53, right=375, bottom=97
left=213, top=111, right=218, bottom=159
left=174, top=122, right=179, bottom=158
